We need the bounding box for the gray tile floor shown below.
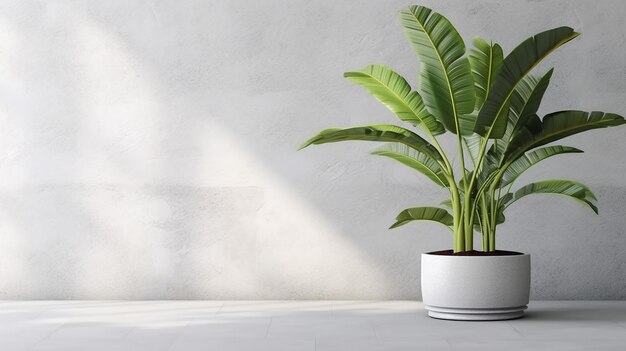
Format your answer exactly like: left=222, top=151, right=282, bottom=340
left=0, top=301, right=625, bottom=350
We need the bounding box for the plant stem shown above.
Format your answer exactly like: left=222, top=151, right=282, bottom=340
left=462, top=137, right=496, bottom=252
left=489, top=228, right=496, bottom=251
left=449, top=180, right=465, bottom=253
left=480, top=195, right=489, bottom=251
left=457, top=133, right=473, bottom=251
left=484, top=165, right=509, bottom=251
left=482, top=228, right=488, bottom=251
left=463, top=193, right=473, bottom=251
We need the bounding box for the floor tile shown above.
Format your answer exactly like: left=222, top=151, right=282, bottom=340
left=373, top=317, right=523, bottom=340
left=44, top=323, right=135, bottom=340
left=268, top=315, right=376, bottom=340
left=316, top=338, right=453, bottom=351
left=507, top=320, right=626, bottom=340
left=168, top=338, right=315, bottom=351
left=123, top=325, right=186, bottom=344
left=29, top=339, right=171, bottom=351
left=175, top=319, right=271, bottom=340
left=446, top=338, right=585, bottom=351
left=218, top=300, right=332, bottom=318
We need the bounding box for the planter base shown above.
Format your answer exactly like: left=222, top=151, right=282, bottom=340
left=425, top=305, right=527, bottom=321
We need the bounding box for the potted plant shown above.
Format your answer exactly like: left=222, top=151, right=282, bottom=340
left=299, top=5, right=625, bottom=320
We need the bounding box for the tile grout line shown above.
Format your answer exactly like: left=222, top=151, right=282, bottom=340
left=371, top=319, right=380, bottom=340
left=121, top=323, right=138, bottom=339
left=506, top=320, right=527, bottom=338
left=215, top=301, right=225, bottom=315
left=264, top=317, right=273, bottom=339
left=164, top=319, right=191, bottom=351
left=25, top=310, right=69, bottom=351
left=165, top=301, right=223, bottom=351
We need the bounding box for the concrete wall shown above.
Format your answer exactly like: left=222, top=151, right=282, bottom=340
left=0, top=0, right=624, bottom=299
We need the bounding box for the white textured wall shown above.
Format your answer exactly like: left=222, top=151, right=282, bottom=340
left=0, top=0, right=624, bottom=299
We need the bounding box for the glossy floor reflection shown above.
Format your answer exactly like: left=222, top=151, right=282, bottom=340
left=0, top=301, right=624, bottom=350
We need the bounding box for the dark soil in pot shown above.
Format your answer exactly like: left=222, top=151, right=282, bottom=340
left=428, top=250, right=524, bottom=256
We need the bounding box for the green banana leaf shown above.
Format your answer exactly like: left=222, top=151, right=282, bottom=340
left=389, top=206, right=454, bottom=229
left=469, top=37, right=503, bottom=111
left=504, top=111, right=626, bottom=162
left=344, top=65, right=444, bottom=135
left=513, top=69, right=554, bottom=136
left=400, top=5, right=475, bottom=134
left=497, top=70, right=554, bottom=154
left=500, top=145, right=583, bottom=187
left=474, top=27, right=579, bottom=138
left=503, top=179, right=598, bottom=214
left=495, top=74, right=540, bottom=153
left=299, top=124, right=443, bottom=161
left=372, top=144, right=449, bottom=187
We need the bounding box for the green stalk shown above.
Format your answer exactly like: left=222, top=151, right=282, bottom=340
left=463, top=168, right=500, bottom=252
left=489, top=188, right=497, bottom=251
left=480, top=196, right=490, bottom=251
left=483, top=164, right=511, bottom=251
left=449, top=179, right=465, bottom=253
left=457, top=133, right=473, bottom=251
left=463, top=192, right=473, bottom=251
left=461, top=137, right=495, bottom=251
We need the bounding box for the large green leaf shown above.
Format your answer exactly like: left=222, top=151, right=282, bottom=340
left=299, top=124, right=443, bottom=160
left=469, top=37, right=503, bottom=111
left=372, top=144, right=449, bottom=187
left=504, top=111, right=626, bottom=161
left=514, top=69, right=553, bottom=134
left=500, top=145, right=582, bottom=187
left=344, top=65, right=445, bottom=135
left=504, top=179, right=598, bottom=214
left=507, top=75, right=539, bottom=129
left=400, top=5, right=475, bottom=134
left=494, top=74, right=539, bottom=153
left=474, top=27, right=579, bottom=138
left=496, top=71, right=553, bottom=153
left=389, top=206, right=453, bottom=229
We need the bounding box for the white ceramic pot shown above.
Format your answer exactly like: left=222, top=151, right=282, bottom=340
left=421, top=252, right=530, bottom=321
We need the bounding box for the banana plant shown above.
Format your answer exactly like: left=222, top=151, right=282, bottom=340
left=300, top=5, right=625, bottom=253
